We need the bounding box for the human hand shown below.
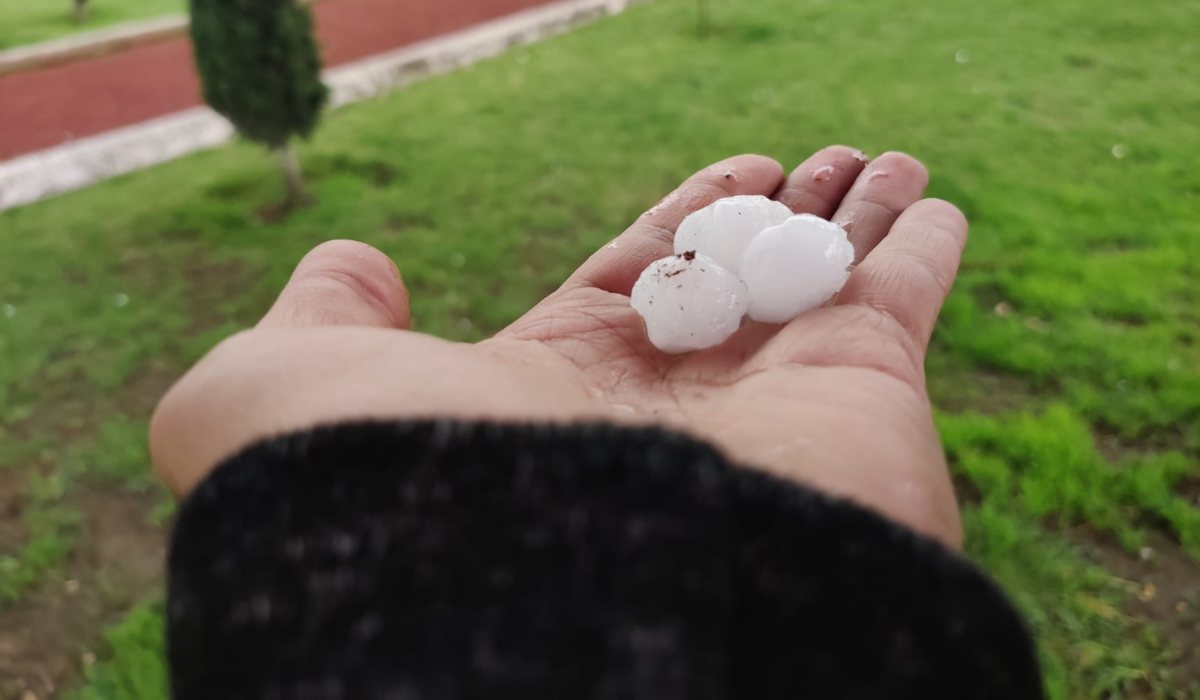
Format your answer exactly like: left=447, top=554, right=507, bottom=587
left=151, top=147, right=967, bottom=546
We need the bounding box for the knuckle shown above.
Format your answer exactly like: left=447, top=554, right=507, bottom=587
left=804, top=304, right=924, bottom=384
left=299, top=240, right=403, bottom=294
left=895, top=246, right=956, bottom=298
left=864, top=305, right=926, bottom=373
left=306, top=263, right=407, bottom=326
left=837, top=302, right=927, bottom=381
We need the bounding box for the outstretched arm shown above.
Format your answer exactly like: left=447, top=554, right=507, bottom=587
left=155, top=148, right=1042, bottom=698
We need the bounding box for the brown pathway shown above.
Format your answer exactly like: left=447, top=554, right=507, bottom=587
left=0, top=0, right=555, bottom=160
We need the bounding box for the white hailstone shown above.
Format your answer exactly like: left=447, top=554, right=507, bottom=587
left=673, top=195, right=792, bottom=275
left=740, top=214, right=854, bottom=324
left=631, top=251, right=748, bottom=354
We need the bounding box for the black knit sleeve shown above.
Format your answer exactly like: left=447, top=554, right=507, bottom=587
left=166, top=421, right=1043, bottom=699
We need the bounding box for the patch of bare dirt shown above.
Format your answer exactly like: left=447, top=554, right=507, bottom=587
left=1093, top=420, right=1193, bottom=463
left=115, top=360, right=178, bottom=421
left=1072, top=528, right=1200, bottom=694
left=0, top=247, right=254, bottom=699
left=180, top=256, right=253, bottom=337
left=0, top=468, right=28, bottom=557
left=951, top=472, right=983, bottom=507
left=1173, top=474, right=1200, bottom=509
left=928, top=364, right=1045, bottom=415
left=0, top=487, right=166, bottom=699
left=255, top=199, right=303, bottom=225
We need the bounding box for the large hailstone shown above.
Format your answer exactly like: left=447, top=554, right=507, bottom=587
left=630, top=251, right=748, bottom=354
left=740, top=214, right=855, bottom=323
left=673, top=195, right=793, bottom=275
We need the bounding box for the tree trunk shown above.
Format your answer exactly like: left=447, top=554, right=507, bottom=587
left=73, top=0, right=89, bottom=23
left=277, top=142, right=312, bottom=208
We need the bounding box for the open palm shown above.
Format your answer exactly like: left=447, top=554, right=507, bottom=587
left=152, top=147, right=968, bottom=546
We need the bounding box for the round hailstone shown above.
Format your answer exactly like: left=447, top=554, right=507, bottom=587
left=631, top=251, right=748, bottom=354
left=740, top=214, right=855, bottom=324
left=673, top=195, right=793, bottom=275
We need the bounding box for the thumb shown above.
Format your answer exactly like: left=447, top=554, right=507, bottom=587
left=258, top=240, right=411, bottom=329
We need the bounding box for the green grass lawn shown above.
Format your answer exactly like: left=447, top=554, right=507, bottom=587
left=1, top=0, right=1198, bottom=696
left=0, top=0, right=183, bottom=50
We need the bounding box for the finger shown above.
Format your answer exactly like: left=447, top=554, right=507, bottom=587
left=773, top=145, right=869, bottom=217
left=258, top=239, right=411, bottom=329
left=829, top=151, right=929, bottom=264
left=836, top=198, right=968, bottom=351
left=567, top=154, right=785, bottom=295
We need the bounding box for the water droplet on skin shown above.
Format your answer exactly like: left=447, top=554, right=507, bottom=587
left=955, top=49, right=970, bottom=64
left=114, top=293, right=129, bottom=308
left=851, top=150, right=869, bottom=164
left=2, top=304, right=14, bottom=318
left=1111, top=143, right=1129, bottom=159
left=722, top=170, right=738, bottom=182
left=606, top=240, right=621, bottom=250
left=811, top=164, right=836, bottom=182
left=866, top=170, right=890, bottom=183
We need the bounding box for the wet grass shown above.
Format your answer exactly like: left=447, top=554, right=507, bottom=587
left=0, top=0, right=1197, bottom=695
left=0, top=0, right=183, bottom=50
left=65, top=599, right=167, bottom=700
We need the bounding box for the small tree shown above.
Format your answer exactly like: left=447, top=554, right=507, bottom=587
left=189, top=0, right=328, bottom=207
left=72, top=0, right=88, bottom=23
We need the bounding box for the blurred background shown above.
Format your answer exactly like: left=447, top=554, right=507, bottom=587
left=0, top=0, right=1197, bottom=697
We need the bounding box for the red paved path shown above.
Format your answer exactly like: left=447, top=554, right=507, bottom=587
left=0, top=0, right=553, bottom=160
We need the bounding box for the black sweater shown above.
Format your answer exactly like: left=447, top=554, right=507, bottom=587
left=167, top=420, right=1043, bottom=699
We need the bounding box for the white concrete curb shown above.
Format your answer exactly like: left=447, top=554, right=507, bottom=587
left=0, top=108, right=231, bottom=210
left=0, top=14, right=188, bottom=74
left=0, top=0, right=629, bottom=211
